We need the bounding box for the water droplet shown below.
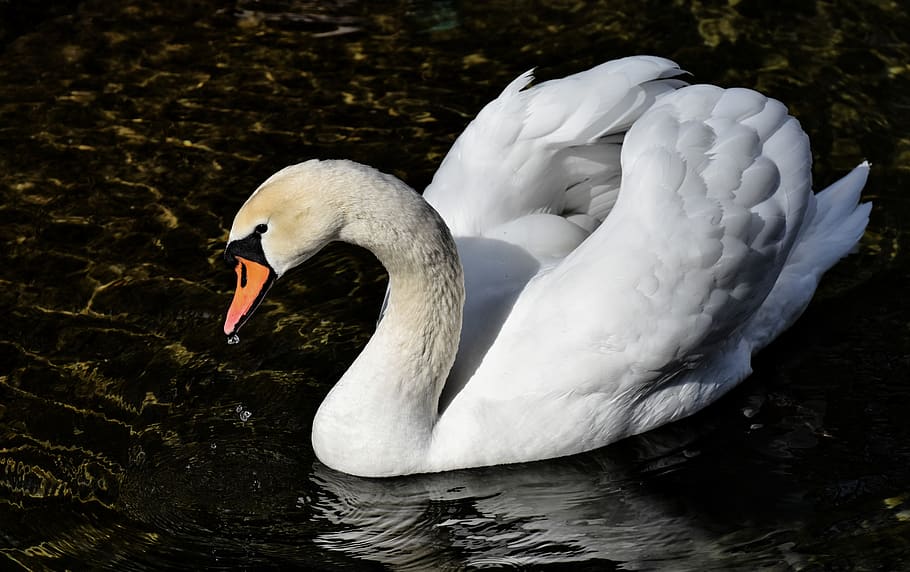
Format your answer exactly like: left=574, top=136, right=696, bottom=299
left=227, top=333, right=240, bottom=345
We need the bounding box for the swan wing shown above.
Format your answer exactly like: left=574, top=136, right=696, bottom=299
left=423, top=57, right=687, bottom=399
left=423, top=55, right=686, bottom=242
left=380, top=56, right=684, bottom=325
left=559, top=84, right=813, bottom=365
left=441, top=85, right=814, bottom=455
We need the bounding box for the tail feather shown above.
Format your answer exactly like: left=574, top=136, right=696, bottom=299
left=792, top=161, right=872, bottom=270
left=744, top=161, right=871, bottom=351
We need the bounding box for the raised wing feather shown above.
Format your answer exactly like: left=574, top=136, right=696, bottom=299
left=423, top=56, right=685, bottom=238
left=460, top=85, right=812, bottom=410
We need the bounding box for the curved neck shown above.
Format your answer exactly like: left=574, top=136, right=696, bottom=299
left=311, top=169, right=464, bottom=477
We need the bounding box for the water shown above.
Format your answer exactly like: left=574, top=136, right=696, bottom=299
left=2, top=0, right=909, bottom=570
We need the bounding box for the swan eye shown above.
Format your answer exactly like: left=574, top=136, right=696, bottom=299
left=255, top=223, right=268, bottom=234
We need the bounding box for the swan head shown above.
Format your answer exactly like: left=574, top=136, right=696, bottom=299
left=223, top=159, right=346, bottom=337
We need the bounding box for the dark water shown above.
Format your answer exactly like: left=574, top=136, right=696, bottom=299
left=2, top=1, right=909, bottom=569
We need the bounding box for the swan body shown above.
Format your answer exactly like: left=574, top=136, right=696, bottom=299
left=222, top=56, right=871, bottom=477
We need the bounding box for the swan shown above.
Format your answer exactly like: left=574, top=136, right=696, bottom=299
left=221, top=56, right=871, bottom=477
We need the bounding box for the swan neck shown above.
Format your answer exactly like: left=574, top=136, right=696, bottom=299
left=342, top=175, right=465, bottom=390
left=312, top=168, right=464, bottom=476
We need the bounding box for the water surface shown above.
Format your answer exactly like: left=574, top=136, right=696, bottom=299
left=2, top=1, right=909, bottom=569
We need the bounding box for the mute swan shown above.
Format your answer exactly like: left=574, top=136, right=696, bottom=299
left=222, top=56, right=871, bottom=477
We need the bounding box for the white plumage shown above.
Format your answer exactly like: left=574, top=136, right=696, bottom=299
left=224, top=56, right=870, bottom=477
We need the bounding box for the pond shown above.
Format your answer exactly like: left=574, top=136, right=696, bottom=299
left=2, top=0, right=909, bottom=569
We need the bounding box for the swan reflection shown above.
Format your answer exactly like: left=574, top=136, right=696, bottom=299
left=308, top=418, right=801, bottom=570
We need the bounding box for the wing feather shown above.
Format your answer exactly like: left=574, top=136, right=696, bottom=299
left=463, top=85, right=812, bottom=405
left=423, top=56, right=685, bottom=237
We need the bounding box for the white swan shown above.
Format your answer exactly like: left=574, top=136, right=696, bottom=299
left=222, top=56, right=871, bottom=477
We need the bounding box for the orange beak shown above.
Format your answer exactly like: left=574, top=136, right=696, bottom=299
left=223, top=256, right=275, bottom=336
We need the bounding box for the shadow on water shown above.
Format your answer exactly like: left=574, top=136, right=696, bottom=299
left=1, top=0, right=910, bottom=569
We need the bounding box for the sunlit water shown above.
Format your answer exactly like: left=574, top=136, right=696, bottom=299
left=2, top=1, right=909, bottom=570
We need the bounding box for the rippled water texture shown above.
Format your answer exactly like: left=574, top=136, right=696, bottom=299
left=2, top=1, right=909, bottom=570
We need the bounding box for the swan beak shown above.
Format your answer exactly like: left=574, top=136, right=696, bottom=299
left=224, top=256, right=276, bottom=336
